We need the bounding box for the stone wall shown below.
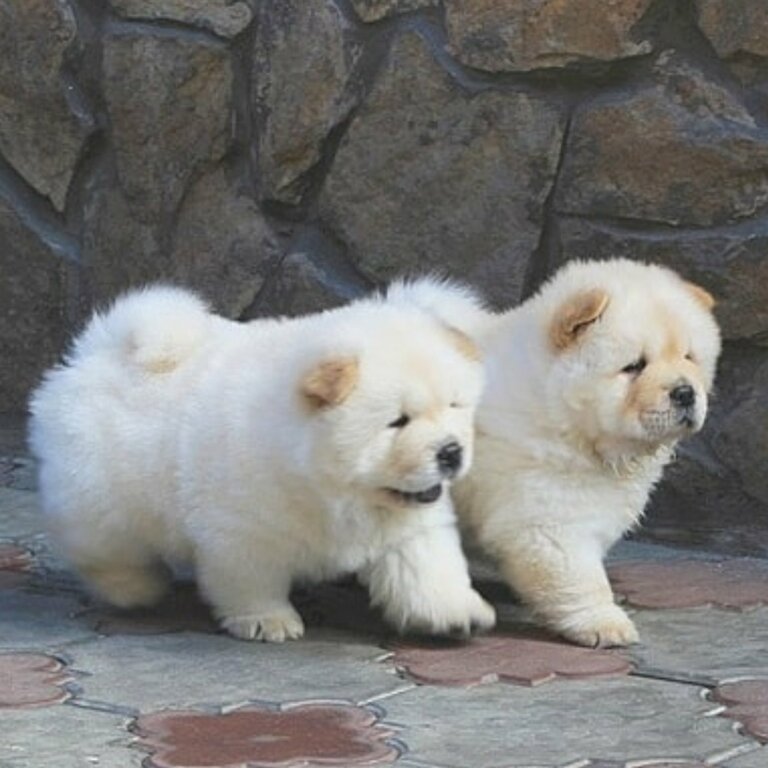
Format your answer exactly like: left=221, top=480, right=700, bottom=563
left=2, top=0, right=767, bottom=554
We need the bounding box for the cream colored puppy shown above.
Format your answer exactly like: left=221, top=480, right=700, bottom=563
left=29, top=285, right=495, bottom=642
left=400, top=261, right=721, bottom=647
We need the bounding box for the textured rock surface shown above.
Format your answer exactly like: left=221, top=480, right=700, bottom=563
left=110, top=0, right=253, bottom=37
left=103, top=31, right=232, bottom=223
left=696, top=0, right=768, bottom=59
left=445, top=0, right=654, bottom=72
left=1, top=0, right=768, bottom=549
left=0, top=200, right=71, bottom=411
left=253, top=0, right=361, bottom=204
left=382, top=677, right=747, bottom=766
left=350, top=0, right=437, bottom=22
left=557, top=53, right=768, bottom=226
left=171, top=168, right=280, bottom=316
left=0, top=0, right=92, bottom=210
left=321, top=32, right=565, bottom=307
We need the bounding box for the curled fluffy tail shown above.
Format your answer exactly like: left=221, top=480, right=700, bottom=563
left=385, top=276, right=492, bottom=337
left=72, top=285, right=211, bottom=374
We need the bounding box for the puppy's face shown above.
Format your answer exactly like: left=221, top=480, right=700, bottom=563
left=300, top=322, right=483, bottom=509
left=546, top=276, right=721, bottom=459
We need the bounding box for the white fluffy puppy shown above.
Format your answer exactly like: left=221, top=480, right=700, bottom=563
left=29, top=285, right=495, bottom=642
left=400, top=261, right=721, bottom=647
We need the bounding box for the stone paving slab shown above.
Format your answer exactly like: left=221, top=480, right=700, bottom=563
left=69, top=631, right=408, bottom=712
left=378, top=676, right=751, bottom=768
left=629, top=607, right=768, bottom=682
left=723, top=745, right=768, bottom=767
left=0, top=704, right=139, bottom=768
left=0, top=588, right=94, bottom=649
left=0, top=487, right=45, bottom=540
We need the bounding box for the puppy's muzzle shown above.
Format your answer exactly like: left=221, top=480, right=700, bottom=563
left=670, top=382, right=697, bottom=428
left=436, top=441, right=463, bottom=478
left=670, top=383, right=695, bottom=408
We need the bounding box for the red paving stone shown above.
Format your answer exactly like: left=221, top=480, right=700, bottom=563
left=609, top=559, right=768, bottom=609
left=713, top=680, right=768, bottom=743
left=392, top=634, right=633, bottom=687
left=0, top=653, right=72, bottom=708
left=134, top=702, right=399, bottom=768
left=0, top=543, right=33, bottom=588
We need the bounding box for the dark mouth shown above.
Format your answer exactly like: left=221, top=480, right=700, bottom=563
left=387, top=484, right=443, bottom=505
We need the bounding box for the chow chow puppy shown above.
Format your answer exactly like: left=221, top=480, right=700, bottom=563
left=399, top=260, right=721, bottom=647
left=29, top=285, right=495, bottom=642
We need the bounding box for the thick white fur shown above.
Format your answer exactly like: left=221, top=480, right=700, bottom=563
left=29, top=285, right=495, bottom=642
left=399, top=262, right=721, bottom=647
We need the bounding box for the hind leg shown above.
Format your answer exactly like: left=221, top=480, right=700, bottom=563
left=77, top=560, right=171, bottom=608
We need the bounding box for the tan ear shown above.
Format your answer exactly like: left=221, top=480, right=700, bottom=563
left=549, top=288, right=610, bottom=351
left=301, top=358, right=359, bottom=409
left=444, top=325, right=482, bottom=362
left=684, top=281, right=715, bottom=311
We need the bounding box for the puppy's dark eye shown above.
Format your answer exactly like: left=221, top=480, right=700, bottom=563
left=388, top=414, right=410, bottom=429
left=621, top=357, right=647, bottom=375
left=685, top=352, right=695, bottom=362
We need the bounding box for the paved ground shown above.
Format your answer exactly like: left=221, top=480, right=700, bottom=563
left=1, top=417, right=767, bottom=768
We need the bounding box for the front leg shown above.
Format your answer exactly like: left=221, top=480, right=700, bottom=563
left=365, top=513, right=495, bottom=636
left=196, top=540, right=304, bottom=643
left=497, top=528, right=638, bottom=647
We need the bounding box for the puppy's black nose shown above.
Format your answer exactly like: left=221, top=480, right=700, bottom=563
left=437, top=441, right=463, bottom=476
left=670, top=384, right=695, bottom=408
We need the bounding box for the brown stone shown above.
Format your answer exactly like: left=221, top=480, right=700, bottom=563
left=0, top=543, right=33, bottom=589
left=557, top=53, right=768, bottom=226
left=392, top=634, right=633, bottom=687
left=135, top=703, right=399, bottom=767
left=320, top=31, right=565, bottom=307
left=103, top=31, right=232, bottom=224
left=171, top=168, right=281, bottom=317
left=445, top=0, right=653, bottom=72
left=0, top=199, right=72, bottom=412
left=609, top=559, right=768, bottom=609
left=0, top=0, right=92, bottom=210
left=253, top=0, right=362, bottom=205
left=110, top=0, right=253, bottom=38
left=349, top=0, right=437, bottom=22
left=714, top=680, right=768, bottom=743
left=0, top=654, right=71, bottom=708
left=696, top=0, right=768, bottom=59
left=708, top=351, right=768, bottom=510
left=248, top=252, right=355, bottom=319
left=80, top=171, right=166, bottom=308
left=245, top=228, right=371, bottom=320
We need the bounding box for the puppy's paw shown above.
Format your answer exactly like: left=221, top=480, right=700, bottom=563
left=555, top=605, right=639, bottom=648
left=400, top=588, right=496, bottom=637
left=222, top=606, right=305, bottom=643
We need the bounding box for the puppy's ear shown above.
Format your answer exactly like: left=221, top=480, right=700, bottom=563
left=684, top=281, right=716, bottom=311
left=443, top=325, right=482, bottom=362
left=549, top=288, right=610, bottom=351
left=301, top=358, right=359, bottom=409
